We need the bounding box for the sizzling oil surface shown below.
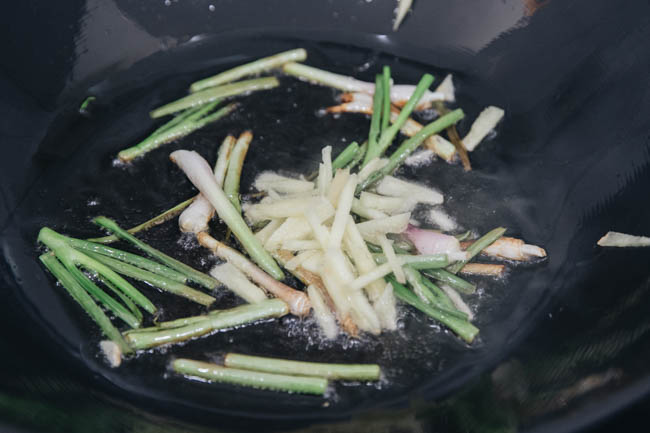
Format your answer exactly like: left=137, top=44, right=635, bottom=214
left=5, top=40, right=554, bottom=420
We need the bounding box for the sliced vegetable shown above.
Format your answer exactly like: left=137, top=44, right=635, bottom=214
left=597, top=231, right=650, bottom=247
left=87, top=197, right=195, bottom=244
left=332, top=141, right=360, bottom=171
left=39, top=253, right=132, bottom=355
left=357, top=109, right=465, bottom=192
left=393, top=0, right=413, bottom=31
left=170, top=150, right=284, bottom=280
left=93, top=216, right=219, bottom=289
left=224, top=353, right=380, bottom=380
left=198, top=232, right=311, bottom=316
left=172, top=359, right=327, bottom=395
left=66, top=237, right=188, bottom=283
left=125, top=299, right=288, bottom=350
left=39, top=228, right=156, bottom=315
left=85, top=251, right=216, bottom=306
left=224, top=131, right=252, bottom=212
left=307, top=285, right=339, bottom=339
left=210, top=262, right=268, bottom=304
left=388, top=276, right=478, bottom=343
left=118, top=102, right=237, bottom=161
left=447, top=227, right=507, bottom=274
left=151, top=77, right=278, bottom=118
left=462, top=106, right=505, bottom=151
left=190, top=48, right=307, bottom=92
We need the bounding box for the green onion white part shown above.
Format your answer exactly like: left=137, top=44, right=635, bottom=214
left=170, top=150, right=284, bottom=280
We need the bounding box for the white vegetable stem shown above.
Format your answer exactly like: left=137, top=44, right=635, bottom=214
left=463, top=106, right=505, bottom=151
left=440, top=284, right=474, bottom=321
left=348, top=263, right=393, bottom=291
left=283, top=63, right=443, bottom=108
left=210, top=262, right=268, bottom=304
left=198, top=233, right=310, bottom=316
left=178, top=135, right=235, bottom=234
left=597, top=231, right=650, bottom=247
left=434, top=74, right=455, bottom=103
left=393, top=0, right=413, bottom=31
left=376, top=176, right=443, bottom=205
left=254, top=172, right=315, bottom=194
left=170, top=150, right=284, bottom=280
left=307, top=285, right=339, bottom=339
left=328, top=174, right=357, bottom=249
left=356, top=213, right=411, bottom=245
left=379, top=235, right=406, bottom=284
left=254, top=219, right=282, bottom=244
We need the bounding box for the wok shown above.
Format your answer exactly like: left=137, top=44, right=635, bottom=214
left=1, top=1, right=649, bottom=432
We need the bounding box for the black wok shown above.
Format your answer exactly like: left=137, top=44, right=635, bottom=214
left=1, top=1, right=649, bottom=432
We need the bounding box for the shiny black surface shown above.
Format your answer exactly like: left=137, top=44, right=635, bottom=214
left=1, top=1, right=650, bottom=432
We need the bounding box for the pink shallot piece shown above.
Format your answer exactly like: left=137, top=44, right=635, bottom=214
left=404, top=225, right=464, bottom=260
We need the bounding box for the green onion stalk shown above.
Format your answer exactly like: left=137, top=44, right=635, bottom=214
left=357, top=108, right=464, bottom=193
left=150, top=77, right=279, bottom=118
left=93, top=217, right=219, bottom=289
left=39, top=253, right=133, bottom=354
left=190, top=48, right=306, bottom=92
left=172, top=358, right=327, bottom=395
left=387, top=275, right=478, bottom=344
left=447, top=227, right=506, bottom=274
left=223, top=131, right=252, bottom=212
left=363, top=74, right=385, bottom=166
left=38, top=228, right=156, bottom=315
left=424, top=268, right=476, bottom=294
left=85, top=251, right=216, bottom=306
left=87, top=198, right=195, bottom=244
left=224, top=353, right=381, bottom=381
left=125, top=299, right=288, bottom=350
left=380, top=66, right=392, bottom=134
left=118, top=101, right=238, bottom=162
left=67, top=237, right=188, bottom=283
left=331, top=141, right=360, bottom=172
left=363, top=73, right=435, bottom=165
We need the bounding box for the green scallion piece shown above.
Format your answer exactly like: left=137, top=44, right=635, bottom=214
left=380, top=66, right=392, bottom=133
left=150, top=77, right=279, bottom=118
left=364, top=73, right=435, bottom=165
left=363, top=75, right=385, bottom=165
left=447, top=227, right=507, bottom=274
left=39, top=253, right=133, bottom=354
left=224, top=353, right=380, bottom=381
left=67, top=237, right=188, bottom=284
left=331, top=141, right=360, bottom=172
left=38, top=228, right=157, bottom=315
left=85, top=251, right=216, bottom=307
left=357, top=108, right=464, bottom=192
left=124, top=299, right=288, bottom=350
left=387, top=275, right=478, bottom=343
left=172, top=358, right=327, bottom=395
left=424, top=269, right=476, bottom=294
left=223, top=131, right=252, bottom=212
left=86, top=197, right=195, bottom=244
left=190, top=48, right=306, bottom=92
left=92, top=217, right=218, bottom=290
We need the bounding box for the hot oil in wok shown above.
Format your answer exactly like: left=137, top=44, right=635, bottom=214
left=11, top=39, right=552, bottom=419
